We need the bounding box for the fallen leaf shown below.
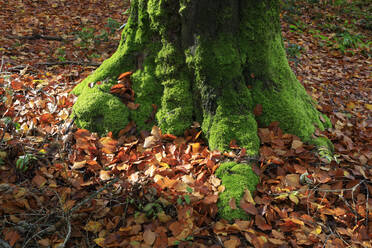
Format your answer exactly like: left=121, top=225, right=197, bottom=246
left=229, top=197, right=237, bottom=210
left=255, top=215, right=272, bottom=231
left=243, top=189, right=255, bottom=204
left=143, top=229, right=156, bottom=245
left=289, top=192, right=299, bottom=204
left=291, top=140, right=303, bottom=150
left=84, top=221, right=102, bottom=233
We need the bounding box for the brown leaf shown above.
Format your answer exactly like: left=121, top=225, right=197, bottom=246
left=229, top=197, right=237, bottom=210
left=126, top=102, right=139, bottom=110
left=284, top=174, right=300, bottom=188
left=243, top=189, right=255, bottom=204
left=255, top=215, right=272, bottom=231
left=71, top=160, right=87, bottom=170
left=202, top=195, right=218, bottom=205
left=143, top=229, right=156, bottom=245
left=240, top=199, right=258, bottom=215
left=32, top=175, right=47, bottom=188
left=291, top=140, right=303, bottom=150
left=84, top=221, right=102, bottom=233
left=224, top=236, right=241, bottom=248
left=143, top=136, right=156, bottom=148
left=253, top=104, right=263, bottom=116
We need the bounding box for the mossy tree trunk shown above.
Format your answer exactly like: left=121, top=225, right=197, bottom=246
left=72, top=0, right=331, bottom=220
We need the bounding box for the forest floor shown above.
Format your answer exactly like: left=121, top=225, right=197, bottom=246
left=0, top=0, right=371, bottom=247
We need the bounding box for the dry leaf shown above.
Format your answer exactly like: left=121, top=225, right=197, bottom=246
left=143, top=229, right=156, bottom=245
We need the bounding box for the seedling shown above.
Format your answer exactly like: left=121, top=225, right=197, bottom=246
left=16, top=154, right=37, bottom=172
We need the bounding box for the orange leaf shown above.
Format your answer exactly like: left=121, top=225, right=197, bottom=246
left=99, top=170, right=111, bottom=181
left=11, top=81, right=23, bottom=91
left=40, top=113, right=54, bottom=124
left=5, top=230, right=20, bottom=246
left=162, top=133, right=177, bottom=141
left=99, top=136, right=117, bottom=154
left=118, top=71, right=133, bottom=80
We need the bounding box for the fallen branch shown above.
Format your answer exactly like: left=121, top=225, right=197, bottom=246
left=6, top=34, right=74, bottom=42
left=8, top=61, right=100, bottom=72
left=68, top=177, right=119, bottom=215
left=36, top=61, right=100, bottom=67
left=55, top=178, right=119, bottom=247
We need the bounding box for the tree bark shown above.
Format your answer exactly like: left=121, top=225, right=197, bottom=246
left=71, top=0, right=332, bottom=220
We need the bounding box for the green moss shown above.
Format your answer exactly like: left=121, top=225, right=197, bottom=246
left=202, top=87, right=260, bottom=154
left=216, top=162, right=259, bottom=221
left=238, top=0, right=331, bottom=146
left=310, top=136, right=334, bottom=152
left=72, top=87, right=129, bottom=136
left=185, top=33, right=260, bottom=154
left=131, top=44, right=163, bottom=131
left=155, top=40, right=193, bottom=135
left=71, top=0, right=150, bottom=96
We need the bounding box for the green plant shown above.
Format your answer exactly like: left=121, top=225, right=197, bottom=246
left=56, top=47, right=66, bottom=62
left=173, top=236, right=194, bottom=246
left=74, top=18, right=121, bottom=50
left=286, top=43, right=303, bottom=59
left=334, top=31, right=367, bottom=53
left=289, top=20, right=307, bottom=33
left=1, top=117, right=20, bottom=132
left=176, top=187, right=193, bottom=205
left=318, top=146, right=340, bottom=164
left=16, top=154, right=36, bottom=172
left=106, top=18, right=120, bottom=35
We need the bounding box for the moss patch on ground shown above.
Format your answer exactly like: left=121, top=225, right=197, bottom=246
left=215, top=162, right=259, bottom=221
left=72, top=87, right=129, bottom=136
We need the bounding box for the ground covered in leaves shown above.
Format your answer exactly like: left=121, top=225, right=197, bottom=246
left=0, top=0, right=371, bottom=247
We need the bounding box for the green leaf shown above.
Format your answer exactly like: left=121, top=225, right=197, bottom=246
left=184, top=195, right=191, bottom=205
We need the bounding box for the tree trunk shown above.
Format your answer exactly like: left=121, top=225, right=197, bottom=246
left=71, top=0, right=331, bottom=220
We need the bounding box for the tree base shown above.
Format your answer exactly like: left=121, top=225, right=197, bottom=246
left=71, top=0, right=333, bottom=221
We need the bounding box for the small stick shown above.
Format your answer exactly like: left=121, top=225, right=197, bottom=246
left=68, top=177, right=119, bottom=215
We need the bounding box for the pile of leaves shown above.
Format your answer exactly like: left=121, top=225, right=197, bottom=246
left=0, top=0, right=371, bottom=247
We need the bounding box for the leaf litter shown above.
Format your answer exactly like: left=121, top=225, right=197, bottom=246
left=0, top=0, right=371, bottom=247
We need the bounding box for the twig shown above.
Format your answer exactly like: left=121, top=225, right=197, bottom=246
left=0, top=238, right=12, bottom=248
left=57, top=218, right=71, bottom=248
left=68, top=177, right=119, bottom=215
left=6, top=34, right=74, bottom=42
left=36, top=61, right=100, bottom=67
left=8, top=61, right=99, bottom=72
left=0, top=56, right=4, bottom=73
left=54, top=178, right=119, bottom=247
left=364, top=181, right=369, bottom=226
left=63, top=117, right=76, bottom=135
